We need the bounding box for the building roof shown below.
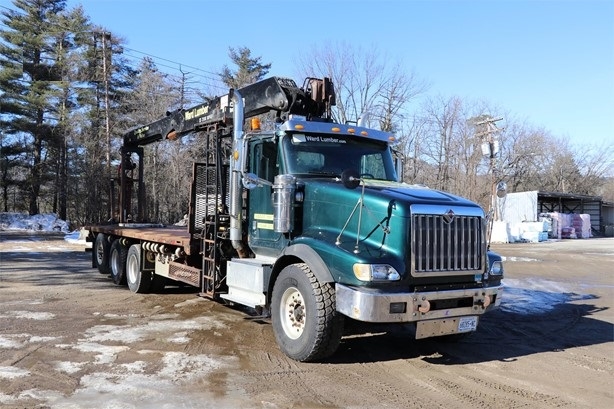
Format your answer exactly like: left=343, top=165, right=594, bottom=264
left=537, top=191, right=603, bottom=202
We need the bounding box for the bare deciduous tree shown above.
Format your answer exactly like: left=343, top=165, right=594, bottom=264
left=297, top=42, right=427, bottom=130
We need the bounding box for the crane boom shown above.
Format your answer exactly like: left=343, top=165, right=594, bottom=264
left=123, top=76, right=335, bottom=148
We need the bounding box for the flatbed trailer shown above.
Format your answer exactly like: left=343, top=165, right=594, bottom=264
left=89, top=224, right=205, bottom=290
left=88, top=224, right=193, bottom=254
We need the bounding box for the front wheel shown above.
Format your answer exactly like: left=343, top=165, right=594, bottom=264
left=271, top=263, right=344, bottom=362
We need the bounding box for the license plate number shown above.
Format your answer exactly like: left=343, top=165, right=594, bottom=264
left=458, top=316, right=478, bottom=333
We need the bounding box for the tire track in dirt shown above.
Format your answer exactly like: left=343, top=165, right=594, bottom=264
left=238, top=349, right=448, bottom=408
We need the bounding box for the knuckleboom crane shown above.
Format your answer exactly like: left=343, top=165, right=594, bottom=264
left=115, top=77, right=335, bottom=224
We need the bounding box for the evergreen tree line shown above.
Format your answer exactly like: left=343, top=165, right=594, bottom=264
left=0, top=0, right=271, bottom=225
left=1, top=0, right=612, bottom=228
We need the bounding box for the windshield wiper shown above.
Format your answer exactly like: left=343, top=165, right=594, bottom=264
left=306, top=170, right=340, bottom=177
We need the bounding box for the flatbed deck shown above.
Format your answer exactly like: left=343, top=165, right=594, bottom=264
left=86, top=224, right=196, bottom=255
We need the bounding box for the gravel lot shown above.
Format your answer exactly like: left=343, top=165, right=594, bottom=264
left=1, top=231, right=613, bottom=408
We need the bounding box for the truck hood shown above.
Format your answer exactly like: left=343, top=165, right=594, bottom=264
left=294, top=178, right=486, bottom=286
left=299, top=177, right=484, bottom=245
left=360, top=179, right=479, bottom=207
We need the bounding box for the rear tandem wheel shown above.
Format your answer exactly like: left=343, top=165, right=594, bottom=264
left=109, top=239, right=128, bottom=285
left=126, top=244, right=152, bottom=293
left=94, top=233, right=111, bottom=275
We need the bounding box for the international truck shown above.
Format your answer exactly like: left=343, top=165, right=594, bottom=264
left=86, top=76, right=504, bottom=362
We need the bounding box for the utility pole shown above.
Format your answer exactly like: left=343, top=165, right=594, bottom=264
left=100, top=32, right=112, bottom=176
left=473, top=116, right=504, bottom=243
left=95, top=31, right=113, bottom=219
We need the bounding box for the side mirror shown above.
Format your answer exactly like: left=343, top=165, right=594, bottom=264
left=341, top=169, right=361, bottom=189
left=242, top=173, right=272, bottom=189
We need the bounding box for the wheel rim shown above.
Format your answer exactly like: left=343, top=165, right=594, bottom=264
left=280, top=286, right=306, bottom=340
left=110, top=249, right=119, bottom=275
left=127, top=254, right=137, bottom=284
left=96, top=241, right=104, bottom=264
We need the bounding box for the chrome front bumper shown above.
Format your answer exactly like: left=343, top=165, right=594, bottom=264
left=335, top=283, right=503, bottom=323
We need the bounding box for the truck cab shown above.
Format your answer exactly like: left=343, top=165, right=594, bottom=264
left=213, top=106, right=503, bottom=361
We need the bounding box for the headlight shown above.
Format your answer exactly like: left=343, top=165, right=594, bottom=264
left=353, top=264, right=400, bottom=281
left=489, top=260, right=504, bottom=276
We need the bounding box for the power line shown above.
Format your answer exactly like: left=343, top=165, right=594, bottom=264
left=123, top=47, right=219, bottom=80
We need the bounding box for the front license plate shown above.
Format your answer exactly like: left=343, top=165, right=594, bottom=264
left=415, top=316, right=480, bottom=339
left=458, top=316, right=478, bottom=333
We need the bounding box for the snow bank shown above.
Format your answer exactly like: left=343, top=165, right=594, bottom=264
left=0, top=212, right=71, bottom=233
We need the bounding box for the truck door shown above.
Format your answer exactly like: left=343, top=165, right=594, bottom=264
left=247, top=138, right=284, bottom=253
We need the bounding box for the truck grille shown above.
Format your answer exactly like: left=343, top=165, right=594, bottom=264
left=411, top=214, right=483, bottom=275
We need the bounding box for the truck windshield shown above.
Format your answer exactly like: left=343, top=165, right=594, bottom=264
left=282, top=133, right=398, bottom=181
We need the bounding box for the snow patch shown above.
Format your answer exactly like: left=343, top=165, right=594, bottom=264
left=83, top=316, right=226, bottom=344
left=47, top=351, right=234, bottom=409
left=501, top=256, right=541, bottom=262
left=0, top=212, right=70, bottom=233
left=0, top=212, right=90, bottom=246
left=0, top=310, right=55, bottom=320
left=70, top=342, right=130, bottom=365
left=167, top=332, right=191, bottom=344
left=0, top=366, right=30, bottom=379
left=0, top=333, right=58, bottom=348
left=54, top=361, right=87, bottom=375
left=501, top=278, right=596, bottom=314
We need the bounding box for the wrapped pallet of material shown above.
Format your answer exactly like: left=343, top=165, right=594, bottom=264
left=572, top=214, right=592, bottom=238
left=539, top=215, right=553, bottom=234
left=541, top=212, right=562, bottom=239
left=519, top=222, right=547, bottom=242
left=561, top=226, right=577, bottom=239
left=490, top=220, right=509, bottom=243
left=508, top=223, right=522, bottom=242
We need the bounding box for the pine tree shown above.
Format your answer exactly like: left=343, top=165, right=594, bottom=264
left=0, top=0, right=67, bottom=215
left=219, top=46, right=271, bottom=89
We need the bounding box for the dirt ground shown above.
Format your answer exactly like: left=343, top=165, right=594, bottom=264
left=0, top=231, right=612, bottom=409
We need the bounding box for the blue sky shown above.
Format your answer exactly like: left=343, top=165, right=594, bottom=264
left=3, top=0, right=613, bottom=147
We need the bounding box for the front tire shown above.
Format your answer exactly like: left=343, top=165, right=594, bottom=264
left=126, top=244, right=151, bottom=293
left=109, top=240, right=128, bottom=285
left=271, top=263, right=343, bottom=362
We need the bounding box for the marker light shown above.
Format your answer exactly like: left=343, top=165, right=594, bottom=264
left=251, top=118, right=261, bottom=131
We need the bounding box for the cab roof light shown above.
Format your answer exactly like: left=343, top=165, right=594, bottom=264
left=251, top=118, right=261, bottom=131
